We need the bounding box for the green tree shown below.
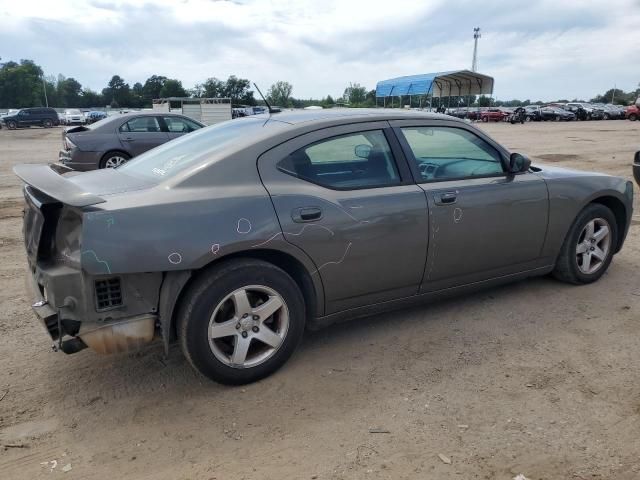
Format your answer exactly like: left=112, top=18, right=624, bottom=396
left=131, top=82, right=144, bottom=107
left=57, top=77, right=83, bottom=107
left=477, top=95, right=491, bottom=107
left=142, top=75, right=167, bottom=102
left=267, top=81, right=293, bottom=107
left=343, top=82, right=367, bottom=105
left=80, top=89, right=104, bottom=108
left=159, top=79, right=187, bottom=98
left=0, top=59, right=45, bottom=108
left=196, top=77, right=225, bottom=97
left=224, top=75, right=254, bottom=105
left=102, top=75, right=131, bottom=107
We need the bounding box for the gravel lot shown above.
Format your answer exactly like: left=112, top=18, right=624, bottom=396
left=1, top=120, right=639, bottom=480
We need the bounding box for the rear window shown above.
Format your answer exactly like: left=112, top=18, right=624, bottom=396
left=118, top=117, right=286, bottom=182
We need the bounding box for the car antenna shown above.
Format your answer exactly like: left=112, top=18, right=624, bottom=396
left=253, top=83, right=281, bottom=114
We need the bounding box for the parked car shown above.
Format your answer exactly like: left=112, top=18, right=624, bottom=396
left=14, top=110, right=633, bottom=384
left=58, top=112, right=205, bottom=170
left=592, top=103, right=625, bottom=120
left=84, top=111, right=108, bottom=124
left=62, top=109, right=85, bottom=125
left=626, top=104, right=639, bottom=121
left=0, top=107, right=60, bottom=129
left=480, top=108, right=509, bottom=122
left=525, top=106, right=575, bottom=121
left=565, top=102, right=605, bottom=120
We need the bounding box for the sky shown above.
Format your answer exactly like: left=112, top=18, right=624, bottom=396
left=1, top=0, right=640, bottom=101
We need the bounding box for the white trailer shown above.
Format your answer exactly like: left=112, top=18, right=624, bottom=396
left=152, top=97, right=232, bottom=125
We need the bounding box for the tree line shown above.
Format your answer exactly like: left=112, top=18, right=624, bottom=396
left=0, top=58, right=638, bottom=110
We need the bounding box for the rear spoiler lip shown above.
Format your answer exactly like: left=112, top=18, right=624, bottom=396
left=13, top=163, right=106, bottom=207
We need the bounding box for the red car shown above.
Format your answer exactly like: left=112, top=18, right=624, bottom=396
left=480, top=108, right=509, bottom=122
left=626, top=105, right=638, bottom=121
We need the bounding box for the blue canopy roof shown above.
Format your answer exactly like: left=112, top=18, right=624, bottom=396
left=376, top=70, right=494, bottom=98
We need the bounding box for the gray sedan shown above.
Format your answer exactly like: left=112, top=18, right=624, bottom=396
left=58, top=112, right=204, bottom=170
left=15, top=109, right=633, bottom=384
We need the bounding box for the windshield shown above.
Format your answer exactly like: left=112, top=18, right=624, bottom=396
left=118, top=117, right=283, bottom=182
left=65, top=109, right=82, bottom=115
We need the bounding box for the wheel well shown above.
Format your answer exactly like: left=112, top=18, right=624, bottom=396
left=590, top=196, right=627, bottom=252
left=168, top=249, right=319, bottom=342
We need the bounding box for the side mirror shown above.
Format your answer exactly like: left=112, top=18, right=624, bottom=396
left=509, top=152, right=531, bottom=174
left=354, top=144, right=372, bottom=159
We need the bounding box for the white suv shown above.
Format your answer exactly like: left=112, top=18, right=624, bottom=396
left=63, top=109, right=85, bottom=125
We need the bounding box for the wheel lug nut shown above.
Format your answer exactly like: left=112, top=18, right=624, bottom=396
left=252, top=326, right=259, bottom=333
left=253, top=315, right=260, bottom=321
left=241, top=331, right=248, bottom=338
left=236, top=323, right=241, bottom=329
left=242, top=313, right=248, bottom=318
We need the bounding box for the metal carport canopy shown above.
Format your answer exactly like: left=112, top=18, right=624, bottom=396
left=375, top=70, right=494, bottom=97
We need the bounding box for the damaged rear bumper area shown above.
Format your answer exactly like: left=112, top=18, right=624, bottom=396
left=27, top=263, right=162, bottom=355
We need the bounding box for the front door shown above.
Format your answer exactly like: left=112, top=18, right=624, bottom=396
left=117, top=116, right=169, bottom=156
left=258, top=122, right=429, bottom=314
left=392, top=122, right=549, bottom=292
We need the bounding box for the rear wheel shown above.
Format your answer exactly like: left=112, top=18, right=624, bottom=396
left=178, top=259, right=306, bottom=384
left=43, top=119, right=53, bottom=128
left=6, top=120, right=16, bottom=130
left=553, top=204, right=617, bottom=284
left=629, top=113, right=638, bottom=121
left=100, top=151, right=130, bottom=168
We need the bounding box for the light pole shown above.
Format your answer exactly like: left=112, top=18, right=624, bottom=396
left=472, top=27, right=481, bottom=72
left=42, top=76, right=49, bottom=107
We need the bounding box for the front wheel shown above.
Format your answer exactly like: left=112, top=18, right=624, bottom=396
left=629, top=114, right=638, bottom=121
left=43, top=119, right=53, bottom=128
left=178, top=259, right=306, bottom=384
left=6, top=120, right=17, bottom=130
left=553, top=204, right=617, bottom=285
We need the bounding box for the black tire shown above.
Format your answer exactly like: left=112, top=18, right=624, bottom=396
left=100, top=151, right=130, bottom=169
left=603, top=113, right=610, bottom=120
left=177, top=259, right=306, bottom=385
left=43, top=119, right=53, bottom=128
left=552, top=203, right=618, bottom=285
left=6, top=120, right=16, bottom=130
left=629, top=114, right=638, bottom=121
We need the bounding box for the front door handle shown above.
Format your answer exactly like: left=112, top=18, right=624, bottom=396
left=434, top=191, right=458, bottom=205
left=292, top=207, right=323, bottom=223
left=122, top=137, right=135, bottom=142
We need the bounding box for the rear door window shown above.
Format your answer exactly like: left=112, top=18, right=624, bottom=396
left=277, top=130, right=401, bottom=189
left=119, top=117, right=162, bottom=133
left=163, top=116, right=202, bottom=133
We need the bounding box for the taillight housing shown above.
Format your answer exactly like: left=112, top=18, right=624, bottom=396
left=64, top=136, right=77, bottom=151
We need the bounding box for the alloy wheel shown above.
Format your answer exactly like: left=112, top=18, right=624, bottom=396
left=208, top=285, right=289, bottom=368
left=576, top=218, right=611, bottom=275
left=104, top=156, right=128, bottom=168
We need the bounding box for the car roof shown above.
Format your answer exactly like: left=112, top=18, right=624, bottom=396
left=262, top=108, right=459, bottom=126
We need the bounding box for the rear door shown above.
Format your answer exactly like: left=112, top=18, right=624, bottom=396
left=117, top=116, right=169, bottom=156
left=258, top=122, right=429, bottom=314
left=391, top=120, right=549, bottom=292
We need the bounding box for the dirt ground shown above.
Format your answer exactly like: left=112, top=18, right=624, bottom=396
left=1, top=120, right=639, bottom=480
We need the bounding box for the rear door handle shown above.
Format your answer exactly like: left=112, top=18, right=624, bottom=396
left=434, top=191, right=458, bottom=205
left=292, top=207, right=323, bottom=223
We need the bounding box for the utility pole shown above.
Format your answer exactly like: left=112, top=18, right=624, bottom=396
left=42, top=76, right=49, bottom=107
left=611, top=84, right=616, bottom=104
left=472, top=27, right=481, bottom=72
